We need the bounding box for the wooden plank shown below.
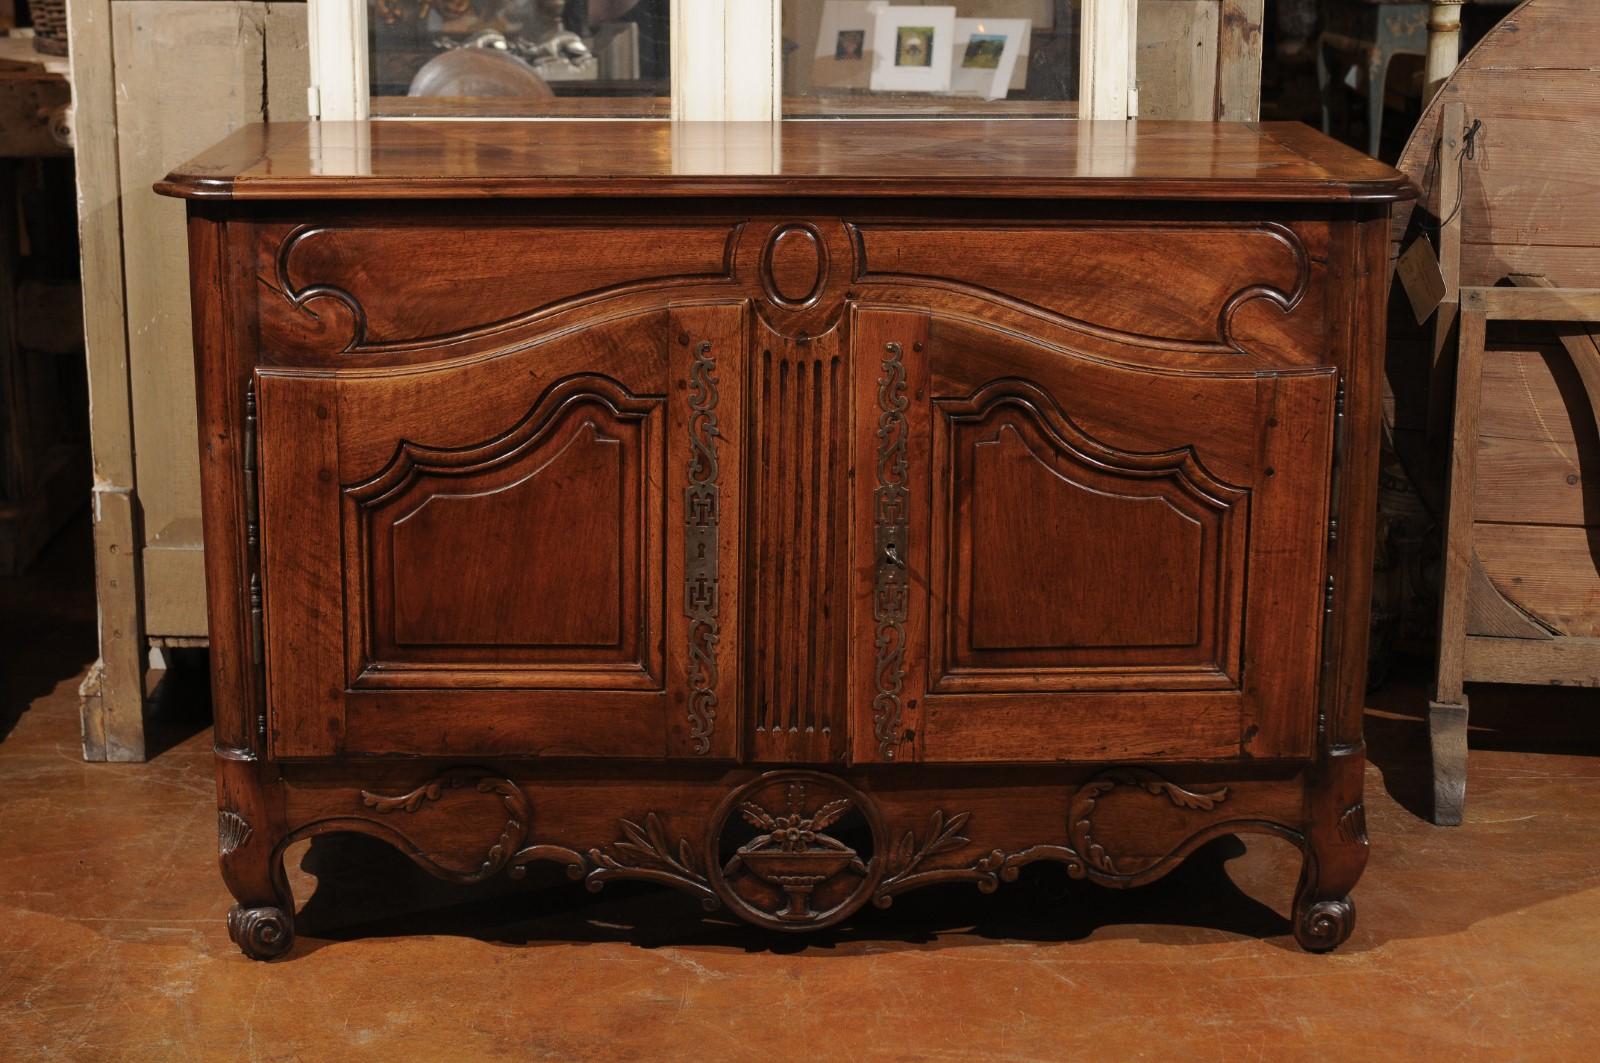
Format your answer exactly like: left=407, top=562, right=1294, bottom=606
left=1136, top=2, right=1219, bottom=121
left=1512, top=276, right=1600, bottom=472
left=1427, top=101, right=1465, bottom=475
left=1479, top=346, right=1594, bottom=446
left=84, top=484, right=146, bottom=761
left=1473, top=434, right=1591, bottom=526
left=1081, top=0, right=1135, bottom=119
left=1464, top=634, right=1600, bottom=686
left=1474, top=523, right=1600, bottom=638
left=1460, top=0, right=1600, bottom=73
left=110, top=3, right=267, bottom=640
left=1463, top=286, right=1600, bottom=322
left=1395, top=72, right=1600, bottom=257
left=69, top=0, right=145, bottom=761
left=1466, top=556, right=1556, bottom=640
left=1214, top=0, right=1264, bottom=121
left=143, top=533, right=209, bottom=636
left=110, top=1, right=311, bottom=643
left=1434, top=307, right=1485, bottom=705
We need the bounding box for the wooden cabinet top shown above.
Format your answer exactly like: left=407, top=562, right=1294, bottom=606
left=156, top=120, right=1413, bottom=203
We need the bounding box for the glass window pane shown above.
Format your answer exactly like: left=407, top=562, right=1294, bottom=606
left=782, top=1, right=1079, bottom=118
left=369, top=0, right=670, bottom=118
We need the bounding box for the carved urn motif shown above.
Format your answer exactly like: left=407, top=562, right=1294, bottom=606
left=725, top=781, right=868, bottom=922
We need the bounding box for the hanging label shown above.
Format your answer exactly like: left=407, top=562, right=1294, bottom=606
left=1397, top=238, right=1447, bottom=325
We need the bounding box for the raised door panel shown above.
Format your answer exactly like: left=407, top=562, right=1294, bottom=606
left=258, top=303, right=744, bottom=760
left=346, top=377, right=658, bottom=684
left=851, top=308, right=1336, bottom=765
left=940, top=383, right=1246, bottom=686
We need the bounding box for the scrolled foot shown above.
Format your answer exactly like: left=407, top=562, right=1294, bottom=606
left=1295, top=896, right=1355, bottom=952
left=227, top=904, right=294, bottom=961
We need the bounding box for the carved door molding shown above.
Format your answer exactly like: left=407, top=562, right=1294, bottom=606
left=256, top=303, right=746, bottom=760
left=849, top=307, right=1339, bottom=765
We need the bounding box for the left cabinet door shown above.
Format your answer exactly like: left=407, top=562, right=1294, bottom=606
left=254, top=304, right=744, bottom=760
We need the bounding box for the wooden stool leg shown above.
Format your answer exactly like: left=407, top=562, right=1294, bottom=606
left=1428, top=698, right=1469, bottom=826
left=1430, top=305, right=1485, bottom=826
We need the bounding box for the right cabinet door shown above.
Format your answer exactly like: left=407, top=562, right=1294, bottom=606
left=851, top=308, right=1339, bottom=765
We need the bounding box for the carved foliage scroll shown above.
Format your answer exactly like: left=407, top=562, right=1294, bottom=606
left=873, top=342, right=911, bottom=759
left=284, top=765, right=1263, bottom=934
left=684, top=340, right=721, bottom=754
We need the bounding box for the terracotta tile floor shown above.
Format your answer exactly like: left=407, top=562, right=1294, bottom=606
left=3, top=522, right=1599, bottom=1061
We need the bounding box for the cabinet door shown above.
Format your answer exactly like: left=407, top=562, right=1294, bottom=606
left=851, top=308, right=1337, bottom=764
left=256, top=304, right=743, bottom=759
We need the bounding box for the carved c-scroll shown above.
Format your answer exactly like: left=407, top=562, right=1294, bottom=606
left=272, top=225, right=369, bottom=354
left=359, top=768, right=531, bottom=881
left=1216, top=222, right=1311, bottom=354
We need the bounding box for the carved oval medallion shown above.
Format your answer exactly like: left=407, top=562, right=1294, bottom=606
left=705, top=770, right=886, bottom=931
left=762, top=224, right=826, bottom=307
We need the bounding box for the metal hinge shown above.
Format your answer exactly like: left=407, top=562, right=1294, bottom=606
left=1324, top=575, right=1337, bottom=619
left=244, top=380, right=267, bottom=743
left=1327, top=375, right=1346, bottom=548
left=1331, top=376, right=1346, bottom=468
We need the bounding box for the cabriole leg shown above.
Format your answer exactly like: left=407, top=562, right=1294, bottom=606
left=1293, top=747, right=1368, bottom=952
left=216, top=751, right=294, bottom=961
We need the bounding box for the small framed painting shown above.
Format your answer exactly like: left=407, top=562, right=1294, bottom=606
left=950, top=17, right=1031, bottom=100
left=869, top=5, right=957, bottom=94
left=811, top=0, right=883, bottom=91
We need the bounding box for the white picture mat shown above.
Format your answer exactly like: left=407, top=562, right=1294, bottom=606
left=869, top=5, right=957, bottom=94
left=814, top=0, right=880, bottom=59
left=950, top=17, right=1030, bottom=100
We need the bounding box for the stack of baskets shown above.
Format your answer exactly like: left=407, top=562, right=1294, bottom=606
left=33, top=0, right=69, bottom=57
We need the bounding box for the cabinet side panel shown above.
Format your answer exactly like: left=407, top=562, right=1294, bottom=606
left=188, top=211, right=257, bottom=754
left=1326, top=213, right=1391, bottom=750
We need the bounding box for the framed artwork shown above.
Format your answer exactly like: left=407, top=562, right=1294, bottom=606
left=869, top=5, right=957, bottom=94
left=950, top=17, right=1031, bottom=100
left=811, top=1, right=884, bottom=91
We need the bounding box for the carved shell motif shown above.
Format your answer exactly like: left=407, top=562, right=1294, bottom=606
left=218, top=810, right=252, bottom=856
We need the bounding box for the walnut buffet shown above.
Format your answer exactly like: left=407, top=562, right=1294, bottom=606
left=157, top=120, right=1411, bottom=959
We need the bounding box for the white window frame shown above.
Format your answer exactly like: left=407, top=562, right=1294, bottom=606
left=308, top=0, right=1136, bottom=123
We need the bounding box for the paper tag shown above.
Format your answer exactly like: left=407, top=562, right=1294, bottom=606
left=1397, top=238, right=1447, bottom=325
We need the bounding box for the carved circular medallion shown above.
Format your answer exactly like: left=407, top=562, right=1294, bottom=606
left=705, top=771, right=886, bottom=931
left=761, top=224, right=827, bottom=308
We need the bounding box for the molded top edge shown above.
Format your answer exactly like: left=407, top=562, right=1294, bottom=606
left=156, top=120, right=1415, bottom=203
